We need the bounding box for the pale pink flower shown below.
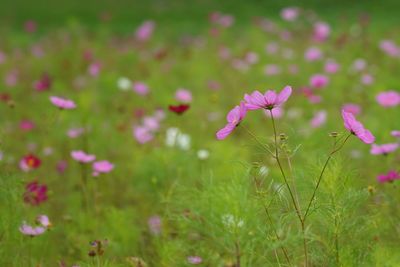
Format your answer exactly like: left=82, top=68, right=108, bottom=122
left=175, top=89, right=192, bottom=103
left=352, top=59, right=367, bottom=72
left=324, top=59, right=340, bottom=73
left=216, top=102, right=247, bottom=140
left=280, top=7, right=299, bottom=21
left=67, top=128, right=85, bottom=138
left=310, top=110, right=327, bottom=128
left=88, top=62, right=101, bottom=77
left=92, top=160, right=114, bottom=176
left=265, top=42, right=279, bottom=54
left=361, top=74, right=374, bottom=85
left=391, top=130, right=400, bottom=138
left=245, top=52, right=259, bottom=64
left=313, top=22, right=330, bottom=42
left=370, top=143, right=399, bottom=155
left=187, top=256, right=203, bottom=265
left=133, top=82, right=149, bottom=96
left=50, top=96, right=76, bottom=109
left=36, top=215, right=51, bottom=228
left=19, top=222, right=45, bottom=236
left=310, top=74, right=329, bottom=89
left=71, top=150, right=96, bottom=163
left=264, top=64, right=281, bottom=76
left=244, top=86, right=292, bottom=110
left=342, top=103, right=361, bottom=115
left=133, top=125, right=154, bottom=144
left=376, top=91, right=400, bottom=107
left=135, top=20, right=155, bottom=42
left=143, top=116, right=160, bottom=131
left=342, top=110, right=375, bottom=144
left=380, top=40, right=400, bottom=58
left=304, top=47, right=322, bottom=61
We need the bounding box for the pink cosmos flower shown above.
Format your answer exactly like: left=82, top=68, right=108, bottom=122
left=56, top=160, right=68, bottom=173
left=342, top=110, right=375, bottom=144
left=377, top=170, right=400, bottom=183
left=92, top=160, right=114, bottom=176
left=19, top=222, right=45, bottom=237
left=20, top=120, right=35, bottom=131
left=304, top=47, right=322, bottom=61
left=245, top=52, right=259, bottom=64
left=264, top=64, right=281, bottom=76
left=50, top=96, right=76, bottom=109
left=352, top=59, right=367, bottom=72
left=24, top=20, right=37, bottom=33
left=34, top=73, right=52, bottom=91
left=244, top=86, right=292, bottom=110
left=324, top=59, right=340, bottom=74
left=376, top=91, right=400, bottom=107
left=310, top=110, right=327, bottom=128
left=313, top=22, right=330, bottom=42
left=187, top=256, right=203, bottom=265
left=133, top=82, right=149, bottom=96
left=216, top=102, right=247, bottom=140
left=148, top=215, right=162, bottom=235
left=361, top=74, right=374, bottom=85
left=133, top=125, right=154, bottom=144
left=71, top=150, right=96, bottom=163
left=67, top=128, right=85, bottom=138
left=370, top=143, right=399, bottom=155
left=175, top=89, right=192, bottom=103
left=280, top=7, right=299, bottom=21
left=310, top=74, right=329, bottom=89
left=342, top=103, right=361, bottom=115
left=380, top=40, right=400, bottom=58
left=88, top=62, right=101, bottom=77
left=135, top=20, right=155, bottom=42
left=391, top=130, right=400, bottom=138
left=265, top=42, right=278, bottom=54
left=36, top=215, right=51, bottom=228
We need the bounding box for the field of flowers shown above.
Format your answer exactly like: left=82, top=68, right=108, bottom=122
left=0, top=1, right=400, bottom=266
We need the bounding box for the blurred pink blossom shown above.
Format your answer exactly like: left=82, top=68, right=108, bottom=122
left=376, top=91, right=400, bottom=107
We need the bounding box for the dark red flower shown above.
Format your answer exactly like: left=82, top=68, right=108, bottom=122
left=0, top=93, right=11, bottom=102
left=168, top=104, right=190, bottom=115
left=23, top=181, right=48, bottom=205
left=20, top=154, right=41, bottom=171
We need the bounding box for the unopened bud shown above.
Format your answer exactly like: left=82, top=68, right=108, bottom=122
left=279, top=133, right=288, bottom=141
left=329, top=131, right=338, bottom=138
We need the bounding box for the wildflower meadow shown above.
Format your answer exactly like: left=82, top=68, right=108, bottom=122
left=0, top=1, right=400, bottom=266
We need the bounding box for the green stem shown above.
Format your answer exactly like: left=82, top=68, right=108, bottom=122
left=303, top=133, right=352, bottom=221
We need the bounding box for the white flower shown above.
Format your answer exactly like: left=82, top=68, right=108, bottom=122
left=166, top=127, right=180, bottom=147
left=222, top=214, right=244, bottom=231
left=117, top=77, right=132, bottom=91
left=197, top=149, right=209, bottom=160
left=177, top=133, right=191, bottom=150
left=165, top=127, right=191, bottom=150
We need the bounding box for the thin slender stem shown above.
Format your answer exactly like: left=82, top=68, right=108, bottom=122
left=270, top=110, right=308, bottom=267
left=269, top=111, right=303, bottom=223
left=253, top=176, right=292, bottom=266
left=235, top=240, right=241, bottom=267
left=241, top=125, right=275, bottom=157
left=303, top=133, right=352, bottom=221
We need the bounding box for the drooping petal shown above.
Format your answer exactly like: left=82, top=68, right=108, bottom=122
left=226, top=106, right=240, bottom=123
left=216, top=123, right=236, bottom=140
left=358, top=129, right=375, bottom=144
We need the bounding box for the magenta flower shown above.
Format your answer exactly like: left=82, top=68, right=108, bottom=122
left=376, top=91, right=400, bottom=107
left=216, top=102, right=247, bottom=140
left=324, top=59, right=340, bottom=74
left=370, top=143, right=399, bottom=155
left=24, top=181, right=48, bottom=205
left=71, top=150, right=96, bottom=163
left=377, top=170, right=400, bottom=183
left=310, top=74, right=329, bottom=89
left=264, top=106, right=284, bottom=119
left=19, top=222, right=45, bottom=237
left=20, top=120, right=35, bottom=131
left=244, top=86, right=292, bottom=110
left=135, top=20, right=155, bottom=42
left=88, top=62, right=101, bottom=77
left=92, top=160, right=114, bottom=176
left=341, top=110, right=375, bottom=144
left=50, top=96, right=76, bottom=109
